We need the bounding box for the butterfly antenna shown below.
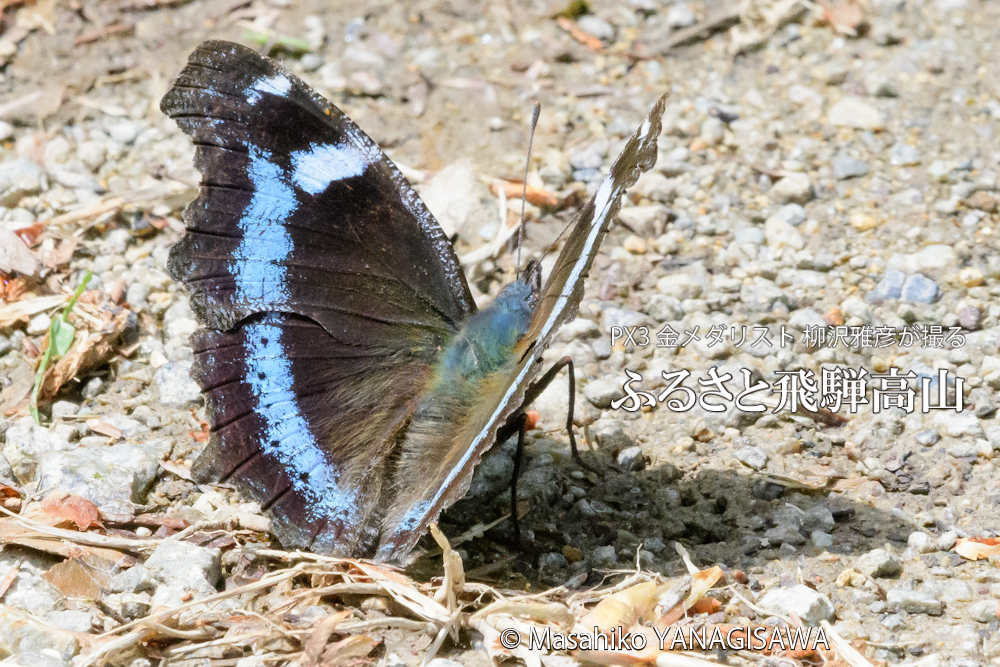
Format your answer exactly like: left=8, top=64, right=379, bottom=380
left=515, top=102, right=542, bottom=281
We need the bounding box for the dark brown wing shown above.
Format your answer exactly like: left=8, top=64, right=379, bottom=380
left=190, top=313, right=428, bottom=554
left=162, top=41, right=475, bottom=555
left=161, top=40, right=474, bottom=347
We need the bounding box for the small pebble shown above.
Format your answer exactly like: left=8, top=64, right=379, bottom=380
left=828, top=97, right=886, bottom=130
left=901, top=274, right=938, bottom=304
left=771, top=173, right=813, bottom=204
left=890, top=143, right=921, bottom=166
left=856, top=548, right=903, bottom=578
left=832, top=155, right=869, bottom=180
left=886, top=589, right=943, bottom=615
left=666, top=3, right=697, bottom=28
left=734, top=445, right=769, bottom=471
left=867, top=269, right=905, bottom=303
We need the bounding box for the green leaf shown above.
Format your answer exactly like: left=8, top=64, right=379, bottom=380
left=51, top=318, right=76, bottom=356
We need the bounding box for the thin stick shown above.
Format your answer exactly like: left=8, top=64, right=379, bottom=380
left=0, top=504, right=156, bottom=552
left=515, top=102, right=541, bottom=280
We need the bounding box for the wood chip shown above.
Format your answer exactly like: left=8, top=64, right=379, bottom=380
left=159, top=459, right=194, bottom=481
left=0, top=559, right=20, bottom=600
left=0, top=294, right=68, bottom=328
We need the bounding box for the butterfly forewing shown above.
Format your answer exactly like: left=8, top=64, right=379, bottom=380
left=374, top=95, right=668, bottom=559
left=161, top=40, right=474, bottom=345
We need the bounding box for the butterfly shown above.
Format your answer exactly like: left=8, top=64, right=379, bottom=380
left=161, top=40, right=666, bottom=564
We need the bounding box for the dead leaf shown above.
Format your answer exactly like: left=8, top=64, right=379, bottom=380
left=44, top=238, right=78, bottom=269
left=0, top=517, right=135, bottom=565
left=86, top=418, right=123, bottom=440
left=658, top=596, right=721, bottom=626
left=955, top=537, right=1000, bottom=560
left=40, top=491, right=104, bottom=531
left=579, top=581, right=660, bottom=632
left=0, top=356, right=34, bottom=416
left=43, top=555, right=114, bottom=599
left=13, top=222, right=45, bottom=246
left=304, top=611, right=352, bottom=665
left=320, top=635, right=379, bottom=667
left=686, top=565, right=723, bottom=608
left=831, top=476, right=869, bottom=491
left=802, top=464, right=844, bottom=479
left=0, top=276, right=30, bottom=302
left=39, top=309, right=129, bottom=401
left=0, top=228, right=38, bottom=276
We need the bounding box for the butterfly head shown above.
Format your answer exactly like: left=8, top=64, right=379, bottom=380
left=499, top=258, right=541, bottom=313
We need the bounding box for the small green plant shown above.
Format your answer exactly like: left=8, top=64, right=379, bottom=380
left=30, top=270, right=92, bottom=424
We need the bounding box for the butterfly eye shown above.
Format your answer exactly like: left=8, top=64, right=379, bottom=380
left=258, top=372, right=266, bottom=380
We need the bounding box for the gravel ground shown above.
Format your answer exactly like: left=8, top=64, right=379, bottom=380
left=2, top=0, right=1000, bottom=665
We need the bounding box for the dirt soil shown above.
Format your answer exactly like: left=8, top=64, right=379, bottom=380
left=2, top=0, right=1000, bottom=665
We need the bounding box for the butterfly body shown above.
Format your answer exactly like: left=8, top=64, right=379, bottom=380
left=163, top=41, right=665, bottom=564
left=437, top=269, right=538, bottom=389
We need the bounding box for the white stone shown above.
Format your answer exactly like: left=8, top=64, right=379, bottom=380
left=886, top=245, right=957, bottom=273
left=759, top=585, right=836, bottom=624
left=145, top=541, right=222, bottom=598
left=764, top=215, right=805, bottom=249
left=828, top=97, right=886, bottom=130
left=771, top=173, right=813, bottom=204
left=908, top=531, right=935, bottom=553
left=666, top=3, right=697, bottom=28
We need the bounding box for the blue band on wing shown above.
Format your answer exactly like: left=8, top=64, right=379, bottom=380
left=233, top=146, right=297, bottom=305
left=244, top=314, right=356, bottom=525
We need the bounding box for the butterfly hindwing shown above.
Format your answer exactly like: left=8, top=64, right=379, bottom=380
left=190, top=312, right=432, bottom=554
left=374, top=95, right=669, bottom=559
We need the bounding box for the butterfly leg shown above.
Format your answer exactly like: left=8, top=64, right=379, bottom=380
left=522, top=355, right=601, bottom=475
left=509, top=411, right=528, bottom=544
